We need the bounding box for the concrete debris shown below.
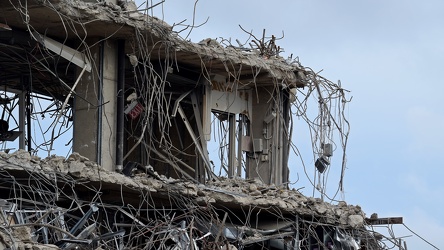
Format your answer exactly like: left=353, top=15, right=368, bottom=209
left=0, top=224, right=59, bottom=250
left=198, top=38, right=223, bottom=47
left=48, top=0, right=172, bottom=34
left=348, top=214, right=365, bottom=229
left=66, top=152, right=89, bottom=162
left=1, top=150, right=366, bottom=223
left=0, top=149, right=378, bottom=249
left=29, top=0, right=306, bottom=88
left=224, top=244, right=238, bottom=250
left=0, top=151, right=368, bottom=226
left=0, top=0, right=385, bottom=248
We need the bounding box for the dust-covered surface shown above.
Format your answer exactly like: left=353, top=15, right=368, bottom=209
left=0, top=150, right=382, bottom=249
left=1, top=150, right=365, bottom=222
left=0, top=0, right=384, bottom=249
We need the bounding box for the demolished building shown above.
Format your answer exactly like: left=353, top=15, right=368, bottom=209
left=0, top=0, right=401, bottom=249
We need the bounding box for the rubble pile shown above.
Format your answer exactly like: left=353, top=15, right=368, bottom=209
left=0, top=0, right=388, bottom=248
left=33, top=0, right=306, bottom=87
left=44, top=0, right=171, bottom=32
left=0, top=224, right=59, bottom=250
left=193, top=178, right=366, bottom=228
left=1, top=150, right=365, bottom=227
left=0, top=150, right=376, bottom=249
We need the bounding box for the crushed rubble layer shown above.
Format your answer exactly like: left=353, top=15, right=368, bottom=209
left=0, top=219, right=59, bottom=250
left=0, top=150, right=157, bottom=193
left=0, top=0, right=388, bottom=248
left=6, top=0, right=305, bottom=87
left=1, top=150, right=365, bottom=228
left=0, top=150, right=382, bottom=249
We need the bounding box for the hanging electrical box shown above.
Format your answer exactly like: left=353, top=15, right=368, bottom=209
left=252, top=138, right=263, bottom=153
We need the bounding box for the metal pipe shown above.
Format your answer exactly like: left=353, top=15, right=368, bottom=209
left=237, top=114, right=244, bottom=177
left=147, top=144, right=195, bottom=181
left=49, top=64, right=88, bottom=154
left=228, top=113, right=236, bottom=178
left=26, top=88, right=31, bottom=152
left=19, top=77, right=26, bottom=150
left=116, top=39, right=125, bottom=172
left=69, top=204, right=98, bottom=235
left=96, top=41, right=104, bottom=166
left=177, top=105, right=216, bottom=180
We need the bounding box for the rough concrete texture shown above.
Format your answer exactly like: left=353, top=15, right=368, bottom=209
left=34, top=0, right=305, bottom=87
left=0, top=221, right=59, bottom=250
left=44, top=0, right=172, bottom=34
left=0, top=150, right=366, bottom=230
left=0, top=150, right=371, bottom=248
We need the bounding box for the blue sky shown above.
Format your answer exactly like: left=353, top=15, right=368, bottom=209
left=139, top=0, right=444, bottom=248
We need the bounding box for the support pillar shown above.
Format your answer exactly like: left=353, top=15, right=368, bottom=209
left=228, top=113, right=236, bottom=178
left=247, top=86, right=290, bottom=186
left=247, top=88, right=270, bottom=183
left=73, top=40, right=117, bottom=171
left=116, top=39, right=125, bottom=172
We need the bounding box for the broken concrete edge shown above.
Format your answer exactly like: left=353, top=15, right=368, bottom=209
left=0, top=225, right=59, bottom=250
left=39, top=0, right=171, bottom=28
left=1, top=149, right=367, bottom=229
left=35, top=0, right=308, bottom=87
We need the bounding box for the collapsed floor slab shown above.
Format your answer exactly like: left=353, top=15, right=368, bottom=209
left=0, top=150, right=380, bottom=249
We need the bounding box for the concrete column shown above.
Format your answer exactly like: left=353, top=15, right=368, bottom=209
left=247, top=86, right=290, bottom=186
left=73, top=40, right=117, bottom=170
left=247, top=87, right=273, bottom=183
